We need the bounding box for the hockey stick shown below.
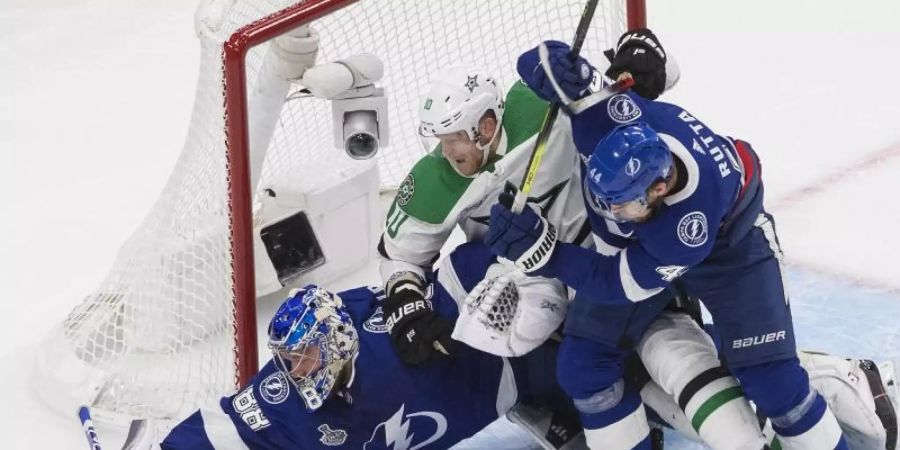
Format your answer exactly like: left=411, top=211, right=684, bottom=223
left=78, top=406, right=103, bottom=450
left=511, top=0, right=633, bottom=213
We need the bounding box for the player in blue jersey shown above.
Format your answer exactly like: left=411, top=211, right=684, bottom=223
left=152, top=242, right=897, bottom=450
left=153, top=240, right=590, bottom=449
left=484, top=30, right=859, bottom=449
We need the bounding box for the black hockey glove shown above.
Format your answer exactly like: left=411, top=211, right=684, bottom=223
left=383, top=289, right=455, bottom=366
left=604, top=28, right=668, bottom=100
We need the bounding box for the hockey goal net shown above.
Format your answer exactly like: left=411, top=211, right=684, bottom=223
left=37, top=0, right=643, bottom=423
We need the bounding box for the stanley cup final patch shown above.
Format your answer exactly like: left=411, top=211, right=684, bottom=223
left=318, top=424, right=348, bottom=446
left=677, top=211, right=708, bottom=248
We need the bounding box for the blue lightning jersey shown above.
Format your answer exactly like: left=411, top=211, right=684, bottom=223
left=539, top=90, right=764, bottom=305
left=161, top=286, right=516, bottom=450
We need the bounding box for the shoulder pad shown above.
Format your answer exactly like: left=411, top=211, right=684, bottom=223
left=396, top=156, right=473, bottom=224
left=502, top=82, right=550, bottom=151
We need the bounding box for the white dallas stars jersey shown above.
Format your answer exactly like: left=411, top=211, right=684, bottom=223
left=380, top=82, right=590, bottom=283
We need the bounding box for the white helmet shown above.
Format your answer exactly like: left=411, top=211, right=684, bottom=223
left=418, top=67, right=505, bottom=167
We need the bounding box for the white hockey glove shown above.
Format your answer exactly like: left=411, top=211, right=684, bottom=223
left=452, top=263, right=567, bottom=357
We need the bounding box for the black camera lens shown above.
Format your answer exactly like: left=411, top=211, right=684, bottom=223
left=345, top=132, right=378, bottom=159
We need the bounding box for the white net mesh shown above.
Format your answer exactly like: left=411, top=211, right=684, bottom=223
left=48, top=0, right=627, bottom=422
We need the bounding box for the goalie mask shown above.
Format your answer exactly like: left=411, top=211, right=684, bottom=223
left=267, top=285, right=359, bottom=412
left=418, top=66, right=505, bottom=175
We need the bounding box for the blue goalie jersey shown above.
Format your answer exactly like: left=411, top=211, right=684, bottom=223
left=161, top=286, right=515, bottom=450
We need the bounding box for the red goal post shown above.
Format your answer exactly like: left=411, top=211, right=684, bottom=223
left=40, top=0, right=647, bottom=424
left=225, top=0, right=647, bottom=387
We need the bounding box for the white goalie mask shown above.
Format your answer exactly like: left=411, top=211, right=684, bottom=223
left=417, top=66, right=505, bottom=171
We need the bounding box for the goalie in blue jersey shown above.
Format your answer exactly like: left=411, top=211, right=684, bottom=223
left=157, top=241, right=586, bottom=450
left=144, top=240, right=896, bottom=450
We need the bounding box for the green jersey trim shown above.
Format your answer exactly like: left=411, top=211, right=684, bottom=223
left=502, top=81, right=550, bottom=152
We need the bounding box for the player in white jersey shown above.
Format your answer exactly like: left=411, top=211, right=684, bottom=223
left=377, top=65, right=591, bottom=366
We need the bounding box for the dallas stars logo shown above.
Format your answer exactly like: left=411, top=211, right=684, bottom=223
left=465, top=75, right=479, bottom=93
left=397, top=174, right=415, bottom=207
left=469, top=180, right=568, bottom=226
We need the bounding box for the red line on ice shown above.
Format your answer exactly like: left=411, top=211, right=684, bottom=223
left=770, top=141, right=900, bottom=292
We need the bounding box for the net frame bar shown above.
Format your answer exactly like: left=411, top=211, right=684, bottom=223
left=224, top=0, right=646, bottom=386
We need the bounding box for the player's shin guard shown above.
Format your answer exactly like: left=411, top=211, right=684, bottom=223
left=734, top=358, right=848, bottom=449
left=638, top=312, right=767, bottom=450
left=770, top=391, right=848, bottom=450
left=576, top=381, right=651, bottom=450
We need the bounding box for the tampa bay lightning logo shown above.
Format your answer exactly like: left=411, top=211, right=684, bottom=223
left=607, top=94, right=641, bottom=123
left=677, top=211, right=708, bottom=248
left=624, top=157, right=641, bottom=177
left=363, top=306, right=388, bottom=334
left=364, top=404, right=448, bottom=450
left=259, top=371, right=290, bottom=405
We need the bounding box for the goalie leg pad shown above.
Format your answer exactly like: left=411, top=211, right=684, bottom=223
left=799, top=351, right=897, bottom=450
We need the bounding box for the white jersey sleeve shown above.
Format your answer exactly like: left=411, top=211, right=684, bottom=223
left=379, top=82, right=589, bottom=291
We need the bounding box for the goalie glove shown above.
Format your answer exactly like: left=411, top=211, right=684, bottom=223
left=603, top=28, right=677, bottom=100
left=383, top=287, right=455, bottom=366
left=452, top=264, right=567, bottom=357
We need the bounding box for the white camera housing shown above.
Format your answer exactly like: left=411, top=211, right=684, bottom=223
left=300, top=53, right=389, bottom=159
left=332, top=88, right=389, bottom=159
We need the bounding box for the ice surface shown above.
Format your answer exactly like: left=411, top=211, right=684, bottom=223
left=2, top=0, right=900, bottom=448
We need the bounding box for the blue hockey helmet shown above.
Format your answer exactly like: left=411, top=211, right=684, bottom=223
left=586, top=122, right=672, bottom=205
left=267, top=285, right=359, bottom=411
